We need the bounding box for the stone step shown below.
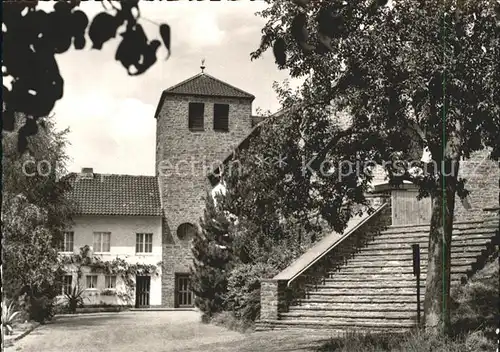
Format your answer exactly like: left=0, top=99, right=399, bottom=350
left=343, top=257, right=475, bottom=269
left=335, top=264, right=471, bottom=275
left=372, top=231, right=496, bottom=244
left=360, top=238, right=491, bottom=251
left=307, top=282, right=426, bottom=290
left=324, top=273, right=463, bottom=284
left=357, top=243, right=491, bottom=255
left=301, top=295, right=421, bottom=303
left=307, top=287, right=424, bottom=295
left=257, top=319, right=416, bottom=329
left=350, top=251, right=481, bottom=262
left=378, top=226, right=497, bottom=237
left=281, top=310, right=416, bottom=320
left=289, top=302, right=419, bottom=311
left=382, top=221, right=496, bottom=234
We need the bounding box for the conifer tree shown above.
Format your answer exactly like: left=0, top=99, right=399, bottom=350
left=190, top=193, right=234, bottom=321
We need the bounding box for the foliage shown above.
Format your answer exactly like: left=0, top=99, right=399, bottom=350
left=253, top=0, right=500, bottom=333
left=63, top=286, right=88, bottom=314
left=1, top=195, right=60, bottom=298
left=2, top=113, right=73, bottom=324
left=450, top=253, right=499, bottom=340
left=1, top=299, right=22, bottom=336
left=60, top=245, right=161, bottom=305
left=317, top=329, right=496, bottom=352
left=225, top=263, right=278, bottom=322
left=191, top=193, right=235, bottom=321
left=3, top=0, right=171, bottom=151
left=210, top=311, right=254, bottom=333
left=25, top=282, right=60, bottom=323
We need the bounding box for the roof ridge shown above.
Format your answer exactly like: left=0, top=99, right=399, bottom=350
left=68, top=172, right=156, bottom=178
left=163, top=73, right=204, bottom=93
left=201, top=73, right=255, bottom=98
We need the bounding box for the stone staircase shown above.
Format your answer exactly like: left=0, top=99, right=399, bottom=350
left=256, top=214, right=499, bottom=331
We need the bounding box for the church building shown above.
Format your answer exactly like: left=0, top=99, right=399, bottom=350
left=64, top=67, right=258, bottom=308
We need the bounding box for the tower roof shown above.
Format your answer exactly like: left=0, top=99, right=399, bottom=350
left=154, top=73, right=255, bottom=118
left=164, top=73, right=255, bottom=99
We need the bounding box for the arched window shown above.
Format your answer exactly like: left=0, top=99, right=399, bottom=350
left=177, top=223, right=197, bottom=241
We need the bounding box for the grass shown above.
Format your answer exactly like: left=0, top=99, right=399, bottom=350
left=317, top=329, right=495, bottom=352
left=210, top=311, right=254, bottom=333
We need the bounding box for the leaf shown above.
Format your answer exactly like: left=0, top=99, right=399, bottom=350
left=2, top=108, right=15, bottom=132
left=89, top=12, right=120, bottom=50
left=115, top=24, right=149, bottom=74
left=291, top=13, right=307, bottom=43
left=273, top=38, right=287, bottom=66
left=159, top=24, right=171, bottom=59
left=317, top=7, right=344, bottom=39
left=292, top=0, right=310, bottom=8
left=17, top=131, right=28, bottom=153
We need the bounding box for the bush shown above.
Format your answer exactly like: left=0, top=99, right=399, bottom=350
left=210, top=311, right=253, bottom=333
left=225, top=262, right=278, bottom=322
left=317, top=330, right=496, bottom=352
left=450, top=254, right=499, bottom=339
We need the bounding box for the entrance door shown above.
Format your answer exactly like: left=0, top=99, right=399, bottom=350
left=135, top=276, right=150, bottom=307
left=175, top=274, right=193, bottom=307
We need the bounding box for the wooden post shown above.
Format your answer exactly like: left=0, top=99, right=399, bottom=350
left=412, top=243, right=421, bottom=325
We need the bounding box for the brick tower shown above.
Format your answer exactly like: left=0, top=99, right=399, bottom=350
left=154, top=67, right=255, bottom=307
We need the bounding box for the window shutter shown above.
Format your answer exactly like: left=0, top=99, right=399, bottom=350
left=189, top=103, right=204, bottom=131
left=213, top=104, right=229, bottom=132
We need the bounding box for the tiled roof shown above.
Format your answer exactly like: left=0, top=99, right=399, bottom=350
left=66, top=173, right=162, bottom=217
left=154, top=73, right=255, bottom=119
left=164, top=73, right=255, bottom=99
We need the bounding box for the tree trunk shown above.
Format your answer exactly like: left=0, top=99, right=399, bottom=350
left=424, top=160, right=458, bottom=335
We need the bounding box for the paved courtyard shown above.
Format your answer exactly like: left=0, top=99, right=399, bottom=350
left=6, top=311, right=332, bottom=352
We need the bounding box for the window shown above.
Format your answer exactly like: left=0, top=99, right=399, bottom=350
left=105, top=275, right=116, bottom=289
left=60, top=232, right=74, bottom=252
left=213, top=103, right=229, bottom=132
left=136, top=233, right=153, bottom=253
left=177, top=223, right=197, bottom=241
left=86, top=275, right=98, bottom=289
left=62, top=275, right=73, bottom=295
left=93, top=232, right=111, bottom=252
left=188, top=102, right=204, bottom=131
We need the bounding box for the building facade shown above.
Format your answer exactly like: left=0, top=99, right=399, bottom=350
left=62, top=171, right=163, bottom=307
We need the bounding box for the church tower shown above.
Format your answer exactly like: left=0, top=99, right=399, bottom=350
left=154, top=66, right=255, bottom=307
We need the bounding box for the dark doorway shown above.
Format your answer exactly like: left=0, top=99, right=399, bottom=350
left=175, top=273, right=193, bottom=307
left=135, top=275, right=150, bottom=308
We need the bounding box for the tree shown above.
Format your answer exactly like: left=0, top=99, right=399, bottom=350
left=191, top=193, right=235, bottom=321
left=252, top=0, right=500, bottom=335
left=2, top=113, right=74, bottom=320
left=2, top=0, right=171, bottom=152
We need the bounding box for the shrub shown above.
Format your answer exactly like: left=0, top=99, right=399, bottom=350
left=450, top=254, right=499, bottom=339
left=318, top=330, right=496, bottom=352
left=225, top=262, right=278, bottom=322
left=210, top=311, right=253, bottom=333
left=64, top=286, right=88, bottom=313
left=27, top=295, right=55, bottom=323
left=2, top=299, right=22, bottom=335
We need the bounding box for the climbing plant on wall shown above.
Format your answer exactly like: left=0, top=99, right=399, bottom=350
left=60, top=245, right=161, bottom=305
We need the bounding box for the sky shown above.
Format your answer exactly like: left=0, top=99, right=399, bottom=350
left=42, top=2, right=298, bottom=176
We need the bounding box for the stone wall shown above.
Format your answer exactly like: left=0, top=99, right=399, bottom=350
left=155, top=94, right=253, bottom=306
left=454, top=149, right=499, bottom=221
left=260, top=280, right=288, bottom=321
